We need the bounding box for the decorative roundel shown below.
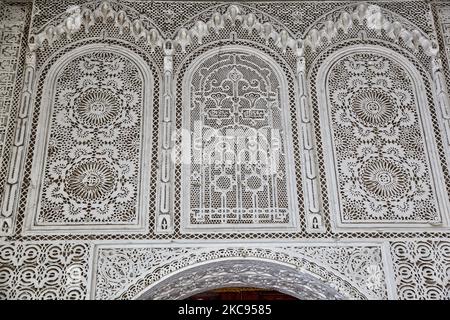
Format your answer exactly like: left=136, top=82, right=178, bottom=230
left=74, top=88, right=121, bottom=127
left=350, top=89, right=396, bottom=127
left=66, top=160, right=117, bottom=202
left=360, top=158, right=409, bottom=200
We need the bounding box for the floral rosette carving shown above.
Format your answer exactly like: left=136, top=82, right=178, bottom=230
left=38, top=51, right=142, bottom=224
left=328, top=53, right=438, bottom=222
left=340, top=143, right=430, bottom=218
left=45, top=154, right=135, bottom=221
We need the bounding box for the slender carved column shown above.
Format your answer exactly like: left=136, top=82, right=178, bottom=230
left=0, top=50, right=35, bottom=236
left=156, top=40, right=175, bottom=233
left=428, top=3, right=450, bottom=163
left=431, top=57, right=450, bottom=164
left=296, top=53, right=325, bottom=233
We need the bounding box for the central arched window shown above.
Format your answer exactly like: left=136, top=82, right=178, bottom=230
left=181, top=46, right=298, bottom=232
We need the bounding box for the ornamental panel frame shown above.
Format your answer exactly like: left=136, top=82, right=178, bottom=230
left=89, top=240, right=397, bottom=300
left=24, top=43, right=154, bottom=235
left=316, top=44, right=450, bottom=232
left=180, top=45, right=300, bottom=233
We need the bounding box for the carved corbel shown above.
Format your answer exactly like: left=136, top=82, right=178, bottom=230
left=174, top=28, right=192, bottom=53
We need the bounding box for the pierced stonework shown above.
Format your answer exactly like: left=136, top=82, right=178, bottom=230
left=65, top=160, right=117, bottom=202
left=317, top=46, right=450, bottom=228
left=1, top=0, right=450, bottom=301
left=25, top=45, right=153, bottom=233
left=0, top=242, right=91, bottom=300
left=360, top=158, right=409, bottom=200
left=73, top=89, right=121, bottom=128
left=181, top=46, right=298, bottom=232
left=350, top=89, right=396, bottom=127
left=390, top=240, right=450, bottom=300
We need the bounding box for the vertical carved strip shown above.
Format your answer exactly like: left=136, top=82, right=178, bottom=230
left=0, top=50, right=35, bottom=236
left=156, top=40, right=174, bottom=233
left=296, top=56, right=325, bottom=233
left=431, top=57, right=450, bottom=166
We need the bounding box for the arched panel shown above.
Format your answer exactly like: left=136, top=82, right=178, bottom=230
left=24, top=44, right=153, bottom=234
left=316, top=45, right=450, bottom=231
left=180, top=46, right=299, bottom=232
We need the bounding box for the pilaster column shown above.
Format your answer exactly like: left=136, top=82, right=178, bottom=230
left=1, top=50, right=36, bottom=236
left=296, top=54, right=325, bottom=233
left=156, top=40, right=175, bottom=233
left=431, top=57, right=450, bottom=166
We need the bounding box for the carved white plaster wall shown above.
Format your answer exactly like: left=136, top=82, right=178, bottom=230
left=0, top=0, right=449, bottom=301
left=0, top=3, right=29, bottom=236
left=390, top=239, right=450, bottom=300
left=0, top=242, right=91, bottom=299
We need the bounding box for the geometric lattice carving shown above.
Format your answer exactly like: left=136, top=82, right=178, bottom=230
left=0, top=242, right=90, bottom=300
left=317, top=46, right=450, bottom=229
left=93, top=243, right=391, bottom=300
left=390, top=240, right=450, bottom=300
left=181, top=46, right=298, bottom=232
left=25, top=45, right=153, bottom=234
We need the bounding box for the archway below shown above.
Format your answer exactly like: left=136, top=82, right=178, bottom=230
left=185, top=287, right=299, bottom=300
left=135, top=259, right=349, bottom=300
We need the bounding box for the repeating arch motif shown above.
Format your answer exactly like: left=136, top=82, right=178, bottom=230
left=29, top=1, right=438, bottom=60
left=1, top=0, right=450, bottom=301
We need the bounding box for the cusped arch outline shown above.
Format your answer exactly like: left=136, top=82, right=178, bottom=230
left=303, top=1, right=430, bottom=39
left=300, top=2, right=438, bottom=59
left=30, top=1, right=164, bottom=51
left=314, top=44, right=450, bottom=231
left=24, top=43, right=155, bottom=234
left=179, top=44, right=300, bottom=233
left=30, top=2, right=438, bottom=59
left=170, top=2, right=295, bottom=39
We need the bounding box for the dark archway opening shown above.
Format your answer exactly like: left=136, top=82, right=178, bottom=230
left=185, top=287, right=299, bottom=300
